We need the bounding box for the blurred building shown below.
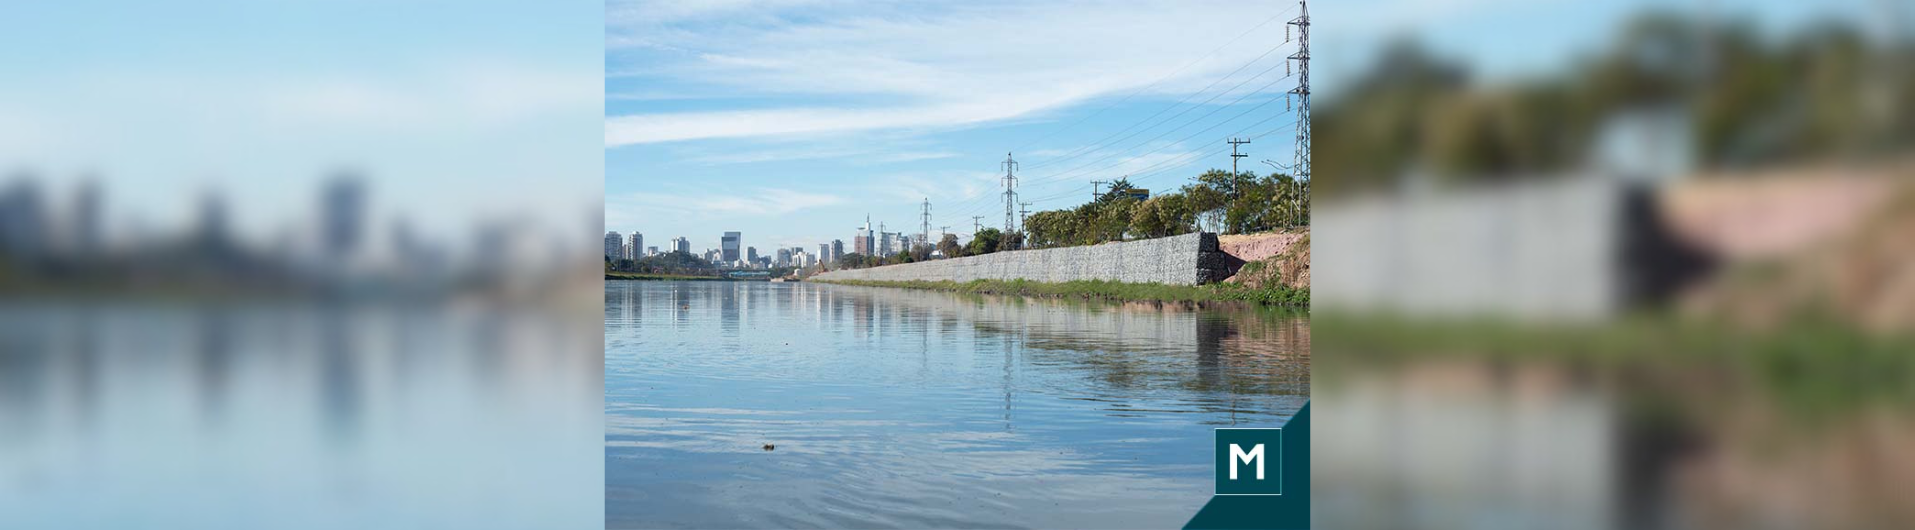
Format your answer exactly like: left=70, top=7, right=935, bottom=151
left=627, top=232, right=642, bottom=260
left=670, top=236, right=689, bottom=254
left=320, top=175, right=365, bottom=262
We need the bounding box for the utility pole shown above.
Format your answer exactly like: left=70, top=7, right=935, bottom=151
left=1288, top=0, right=1311, bottom=182
left=1091, top=180, right=1107, bottom=201
left=1228, top=138, right=1251, bottom=175
left=919, top=198, right=932, bottom=252
left=972, top=216, right=984, bottom=234
left=1018, top=202, right=1033, bottom=249
left=1000, top=153, right=1019, bottom=234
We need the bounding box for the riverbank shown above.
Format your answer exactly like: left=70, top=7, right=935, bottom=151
left=604, top=272, right=726, bottom=281
left=813, top=278, right=1309, bottom=307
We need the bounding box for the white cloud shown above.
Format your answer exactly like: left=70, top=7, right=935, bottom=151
left=604, top=0, right=1299, bottom=146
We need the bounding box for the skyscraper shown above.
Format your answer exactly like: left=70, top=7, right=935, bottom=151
left=746, top=246, right=758, bottom=265
left=670, top=237, right=690, bottom=254
left=321, top=174, right=365, bottom=260
left=831, top=239, right=844, bottom=262
left=627, top=232, right=642, bottom=260
left=819, top=243, right=831, bottom=264
left=775, top=248, right=791, bottom=267
left=604, top=231, right=623, bottom=259
left=722, top=231, right=741, bottom=264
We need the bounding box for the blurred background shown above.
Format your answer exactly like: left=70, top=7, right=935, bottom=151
left=0, top=1, right=604, bottom=528
left=1312, top=0, right=1914, bottom=529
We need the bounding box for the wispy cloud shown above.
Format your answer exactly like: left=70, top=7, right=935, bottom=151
left=604, top=0, right=1296, bottom=146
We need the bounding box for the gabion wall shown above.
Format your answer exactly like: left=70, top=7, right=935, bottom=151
left=811, top=232, right=1230, bottom=286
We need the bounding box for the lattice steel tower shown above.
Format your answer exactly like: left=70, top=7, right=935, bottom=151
left=1288, top=0, right=1311, bottom=181
left=1000, top=152, right=1019, bottom=233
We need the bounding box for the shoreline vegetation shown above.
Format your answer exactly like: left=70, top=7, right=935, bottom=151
left=810, top=278, right=1309, bottom=308
left=604, top=272, right=726, bottom=281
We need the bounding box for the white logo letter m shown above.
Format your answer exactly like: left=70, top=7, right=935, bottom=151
left=1229, top=443, right=1264, bottom=480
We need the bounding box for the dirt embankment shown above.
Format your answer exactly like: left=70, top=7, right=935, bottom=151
left=1673, top=162, right=1915, bottom=332
left=1220, top=230, right=1309, bottom=290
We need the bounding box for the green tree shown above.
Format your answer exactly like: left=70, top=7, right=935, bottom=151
left=937, top=233, right=963, bottom=258
left=965, top=228, right=1002, bottom=256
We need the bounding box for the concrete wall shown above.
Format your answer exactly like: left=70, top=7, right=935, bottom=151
left=810, top=232, right=1232, bottom=286
left=1313, top=174, right=1711, bottom=322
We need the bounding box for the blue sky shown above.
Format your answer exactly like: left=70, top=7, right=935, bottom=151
left=603, top=0, right=1887, bottom=255
left=1, top=0, right=602, bottom=257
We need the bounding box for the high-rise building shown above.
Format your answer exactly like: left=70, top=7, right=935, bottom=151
left=879, top=232, right=897, bottom=256
left=670, top=236, right=689, bottom=254
left=604, top=231, right=623, bottom=259
left=71, top=179, right=102, bottom=254
left=722, top=231, right=741, bottom=263
left=628, top=232, right=642, bottom=260
left=321, top=174, right=365, bottom=260
left=646, top=246, right=658, bottom=256
left=746, top=246, right=759, bottom=266
left=775, top=248, right=791, bottom=267
left=818, top=243, right=831, bottom=264
left=831, top=240, right=844, bottom=262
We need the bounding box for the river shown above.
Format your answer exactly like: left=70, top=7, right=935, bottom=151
left=604, top=281, right=1310, bottom=528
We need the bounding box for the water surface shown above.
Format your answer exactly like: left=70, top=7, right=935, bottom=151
left=605, top=281, right=1309, bottom=528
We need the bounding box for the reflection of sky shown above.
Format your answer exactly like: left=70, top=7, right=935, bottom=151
left=604, top=281, right=1307, bottom=528
left=0, top=0, right=601, bottom=247
left=0, top=302, right=602, bottom=529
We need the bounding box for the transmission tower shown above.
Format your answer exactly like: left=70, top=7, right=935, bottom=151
left=919, top=198, right=932, bottom=251
left=1000, top=153, right=1019, bottom=233
left=1288, top=0, right=1311, bottom=181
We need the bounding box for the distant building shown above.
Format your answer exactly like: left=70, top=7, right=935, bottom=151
left=0, top=178, right=47, bottom=259
left=321, top=174, right=365, bottom=260
left=855, top=215, right=872, bottom=255
left=831, top=239, right=844, bottom=261
left=746, top=245, right=759, bottom=266
left=627, top=232, right=642, bottom=260
left=646, top=245, right=658, bottom=256
left=670, top=236, right=690, bottom=254
left=604, top=231, right=623, bottom=259
left=879, top=232, right=897, bottom=256
left=818, top=243, right=831, bottom=264
left=722, top=231, right=741, bottom=263
left=775, top=248, right=791, bottom=267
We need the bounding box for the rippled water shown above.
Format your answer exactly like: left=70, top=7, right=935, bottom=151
left=0, top=301, right=602, bottom=529
left=604, top=281, right=1309, bottom=529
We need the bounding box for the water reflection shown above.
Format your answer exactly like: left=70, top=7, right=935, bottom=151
left=0, top=301, right=601, bottom=529
left=1315, top=323, right=1915, bottom=530
left=604, top=281, right=1308, bottom=529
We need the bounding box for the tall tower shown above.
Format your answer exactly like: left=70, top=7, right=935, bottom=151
left=1000, top=152, right=1018, bottom=233
left=1288, top=0, right=1311, bottom=181
left=919, top=198, right=932, bottom=251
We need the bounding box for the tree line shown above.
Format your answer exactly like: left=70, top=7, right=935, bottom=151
left=828, top=170, right=1308, bottom=270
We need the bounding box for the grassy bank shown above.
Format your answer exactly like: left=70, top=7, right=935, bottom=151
left=813, top=278, right=1309, bottom=307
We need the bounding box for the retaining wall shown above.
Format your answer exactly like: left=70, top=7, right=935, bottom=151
left=810, top=232, right=1232, bottom=286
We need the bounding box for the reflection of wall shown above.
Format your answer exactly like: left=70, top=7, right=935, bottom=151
left=813, top=232, right=1230, bottom=285
left=1315, top=362, right=1617, bottom=530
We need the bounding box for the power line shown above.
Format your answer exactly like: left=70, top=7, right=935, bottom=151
left=1025, top=74, right=1297, bottom=188
left=1006, top=4, right=1300, bottom=155
left=1023, top=42, right=1298, bottom=172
